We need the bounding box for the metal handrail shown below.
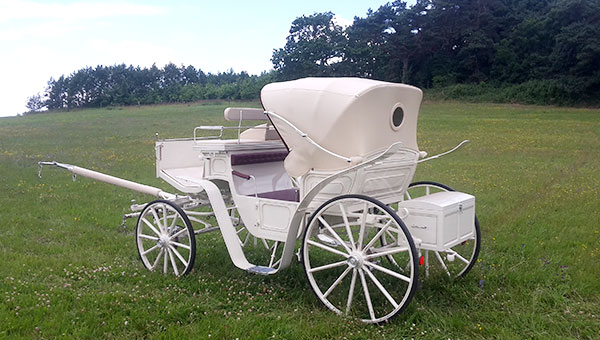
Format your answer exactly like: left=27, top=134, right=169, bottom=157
left=193, top=125, right=273, bottom=142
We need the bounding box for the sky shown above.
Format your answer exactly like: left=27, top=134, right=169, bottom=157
left=0, top=0, right=415, bottom=117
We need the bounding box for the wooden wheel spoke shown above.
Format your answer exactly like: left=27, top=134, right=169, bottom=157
left=323, top=266, right=352, bottom=298
left=138, top=233, right=159, bottom=241
left=308, top=260, right=348, bottom=273
left=141, top=243, right=160, bottom=256
left=167, top=248, right=179, bottom=276
left=363, top=267, right=399, bottom=308
left=306, top=239, right=349, bottom=258
left=447, top=249, right=470, bottom=264
left=365, top=261, right=411, bottom=283
left=169, top=245, right=189, bottom=268
left=141, top=217, right=161, bottom=237
left=434, top=251, right=451, bottom=277
left=169, top=228, right=188, bottom=240
left=161, top=204, right=171, bottom=231
left=150, top=208, right=164, bottom=233
left=170, top=241, right=191, bottom=250
left=357, top=202, right=368, bottom=249
left=169, top=213, right=178, bottom=229
left=345, top=268, right=358, bottom=315
left=359, top=269, right=376, bottom=321
left=151, top=248, right=164, bottom=270
left=363, top=219, right=393, bottom=251
left=163, top=248, right=168, bottom=274
left=338, top=203, right=356, bottom=251
left=364, top=246, right=409, bottom=260
left=318, top=216, right=352, bottom=254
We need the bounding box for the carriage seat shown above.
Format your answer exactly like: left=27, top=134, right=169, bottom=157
left=230, top=150, right=298, bottom=202
left=223, top=107, right=282, bottom=142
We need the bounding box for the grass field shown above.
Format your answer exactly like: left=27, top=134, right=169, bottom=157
left=1, top=101, right=599, bottom=339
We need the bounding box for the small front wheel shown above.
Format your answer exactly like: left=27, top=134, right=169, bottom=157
left=136, top=200, right=196, bottom=276
left=302, top=195, right=419, bottom=324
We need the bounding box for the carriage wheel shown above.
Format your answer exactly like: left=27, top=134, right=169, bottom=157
left=401, top=181, right=481, bottom=278
left=302, top=195, right=418, bottom=324
left=136, top=200, right=196, bottom=276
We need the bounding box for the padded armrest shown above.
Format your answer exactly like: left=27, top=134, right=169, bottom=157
left=232, top=170, right=252, bottom=180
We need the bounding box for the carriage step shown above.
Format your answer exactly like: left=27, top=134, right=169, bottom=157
left=247, top=266, right=277, bottom=275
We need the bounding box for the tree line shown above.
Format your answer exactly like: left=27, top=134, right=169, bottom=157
left=27, top=64, right=275, bottom=111
left=28, top=0, right=599, bottom=112
left=272, top=0, right=599, bottom=105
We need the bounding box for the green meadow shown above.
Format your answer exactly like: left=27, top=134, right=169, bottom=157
left=1, top=101, right=599, bottom=339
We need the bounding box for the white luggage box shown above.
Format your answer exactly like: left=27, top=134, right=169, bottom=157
left=398, top=191, right=475, bottom=251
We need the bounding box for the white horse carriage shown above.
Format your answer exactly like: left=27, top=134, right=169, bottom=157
left=39, top=77, right=481, bottom=323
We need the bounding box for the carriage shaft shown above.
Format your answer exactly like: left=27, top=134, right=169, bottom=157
left=38, top=161, right=174, bottom=199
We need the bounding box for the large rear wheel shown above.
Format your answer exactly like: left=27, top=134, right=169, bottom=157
left=302, top=195, right=418, bottom=324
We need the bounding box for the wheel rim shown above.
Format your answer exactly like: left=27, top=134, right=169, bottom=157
left=302, top=195, right=418, bottom=324
left=402, top=181, right=481, bottom=278
left=136, top=200, right=196, bottom=276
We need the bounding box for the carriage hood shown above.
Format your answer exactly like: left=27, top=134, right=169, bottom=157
left=261, top=77, right=422, bottom=177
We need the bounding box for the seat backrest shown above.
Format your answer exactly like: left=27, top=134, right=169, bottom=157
left=224, top=108, right=267, bottom=121
left=231, top=151, right=288, bottom=166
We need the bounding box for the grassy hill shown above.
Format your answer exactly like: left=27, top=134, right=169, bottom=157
left=1, top=101, right=599, bottom=339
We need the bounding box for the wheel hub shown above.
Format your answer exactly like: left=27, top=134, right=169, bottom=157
left=347, top=252, right=364, bottom=268
left=158, top=235, right=170, bottom=248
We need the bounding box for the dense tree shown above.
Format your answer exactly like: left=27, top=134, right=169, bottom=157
left=343, top=6, right=395, bottom=79
left=45, top=76, right=68, bottom=110
left=25, top=93, right=44, bottom=112
left=271, top=0, right=600, bottom=104
left=36, top=64, right=274, bottom=111
left=272, top=12, right=346, bottom=80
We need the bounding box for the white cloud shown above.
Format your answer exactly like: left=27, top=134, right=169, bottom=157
left=0, top=0, right=163, bottom=21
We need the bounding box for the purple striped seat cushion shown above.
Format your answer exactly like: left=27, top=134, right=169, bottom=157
left=231, top=151, right=289, bottom=166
